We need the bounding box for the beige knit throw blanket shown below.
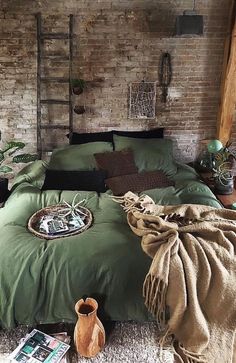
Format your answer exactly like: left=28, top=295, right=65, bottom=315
left=113, top=192, right=236, bottom=363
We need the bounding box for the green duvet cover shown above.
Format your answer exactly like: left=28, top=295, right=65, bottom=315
left=0, top=161, right=222, bottom=328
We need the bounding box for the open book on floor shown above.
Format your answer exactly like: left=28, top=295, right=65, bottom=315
left=9, top=329, right=70, bottom=363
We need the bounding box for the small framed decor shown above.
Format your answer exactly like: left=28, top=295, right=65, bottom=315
left=28, top=199, right=93, bottom=240
left=128, top=81, right=156, bottom=119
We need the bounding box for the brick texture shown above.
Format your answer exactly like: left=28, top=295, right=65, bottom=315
left=0, top=0, right=233, bottom=163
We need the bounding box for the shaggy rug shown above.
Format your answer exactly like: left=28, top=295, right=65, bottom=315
left=0, top=322, right=174, bottom=363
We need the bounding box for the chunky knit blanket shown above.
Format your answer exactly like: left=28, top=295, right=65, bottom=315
left=113, top=193, right=236, bottom=363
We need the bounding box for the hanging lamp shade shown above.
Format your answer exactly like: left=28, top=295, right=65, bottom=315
left=207, top=139, right=223, bottom=154
left=175, top=0, right=203, bottom=36
left=175, top=12, right=203, bottom=35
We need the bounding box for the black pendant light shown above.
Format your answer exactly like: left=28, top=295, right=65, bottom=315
left=175, top=0, right=203, bottom=36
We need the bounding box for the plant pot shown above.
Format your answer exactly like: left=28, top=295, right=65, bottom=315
left=74, top=106, right=85, bottom=115
left=214, top=177, right=234, bottom=195
left=0, top=177, right=9, bottom=203
left=74, top=297, right=105, bottom=358
left=195, top=150, right=215, bottom=172
left=72, top=86, right=84, bottom=96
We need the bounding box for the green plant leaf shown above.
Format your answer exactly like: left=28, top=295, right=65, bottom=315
left=0, top=165, right=13, bottom=173
left=3, top=141, right=25, bottom=153
left=12, top=154, right=38, bottom=163
left=71, top=79, right=85, bottom=89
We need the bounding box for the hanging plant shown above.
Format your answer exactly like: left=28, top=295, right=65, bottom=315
left=71, top=79, right=86, bottom=95
left=212, top=162, right=234, bottom=195
left=74, top=105, right=86, bottom=115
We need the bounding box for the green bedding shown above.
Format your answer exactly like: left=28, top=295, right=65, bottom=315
left=0, top=161, right=222, bottom=328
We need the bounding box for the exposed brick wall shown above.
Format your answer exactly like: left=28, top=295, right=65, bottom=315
left=0, top=0, right=233, bottom=163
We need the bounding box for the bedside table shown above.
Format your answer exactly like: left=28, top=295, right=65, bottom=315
left=199, top=172, right=236, bottom=209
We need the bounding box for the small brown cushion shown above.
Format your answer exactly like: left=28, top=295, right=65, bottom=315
left=94, top=149, right=138, bottom=178
left=106, top=171, right=174, bottom=196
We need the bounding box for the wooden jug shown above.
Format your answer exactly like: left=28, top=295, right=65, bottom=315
left=74, top=297, right=106, bottom=358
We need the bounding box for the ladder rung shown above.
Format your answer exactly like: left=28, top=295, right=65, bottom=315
left=41, top=77, right=69, bottom=83
left=41, top=99, right=70, bottom=105
left=39, top=148, right=53, bottom=153
left=41, top=124, right=69, bottom=129
left=41, top=55, right=70, bottom=60
left=41, top=33, right=69, bottom=39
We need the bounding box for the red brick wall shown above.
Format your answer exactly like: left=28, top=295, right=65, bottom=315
left=0, top=0, right=233, bottom=162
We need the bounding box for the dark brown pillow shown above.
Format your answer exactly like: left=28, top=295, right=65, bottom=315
left=105, top=171, right=174, bottom=195
left=94, top=149, right=138, bottom=178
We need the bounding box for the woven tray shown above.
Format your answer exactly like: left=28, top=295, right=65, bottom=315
left=28, top=204, right=93, bottom=240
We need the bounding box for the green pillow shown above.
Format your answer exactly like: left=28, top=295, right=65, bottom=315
left=113, top=135, right=177, bottom=177
left=48, top=142, right=113, bottom=171
left=12, top=160, right=48, bottom=190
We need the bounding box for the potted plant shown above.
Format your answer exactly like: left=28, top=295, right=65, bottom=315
left=205, top=140, right=236, bottom=195
left=212, top=162, right=234, bottom=195
left=71, top=79, right=86, bottom=115
left=74, top=105, right=86, bottom=115
left=71, top=79, right=86, bottom=95
left=0, top=141, right=38, bottom=203
left=213, top=141, right=236, bottom=168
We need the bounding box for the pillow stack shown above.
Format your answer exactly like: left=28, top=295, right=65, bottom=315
left=94, top=149, right=138, bottom=178
left=42, top=141, right=113, bottom=192
left=94, top=148, right=174, bottom=196
left=105, top=171, right=174, bottom=196
left=67, top=128, right=164, bottom=145
left=42, top=128, right=176, bottom=195
left=113, top=135, right=177, bottom=177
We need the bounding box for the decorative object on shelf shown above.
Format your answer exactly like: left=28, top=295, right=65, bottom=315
left=213, top=141, right=236, bottom=169
left=203, top=139, right=236, bottom=195
left=196, top=139, right=236, bottom=171
left=28, top=195, right=93, bottom=239
left=195, top=149, right=214, bottom=172
left=159, top=52, right=172, bottom=103
left=196, top=138, right=224, bottom=172
left=212, top=162, right=234, bottom=195
left=74, top=297, right=106, bottom=358
left=231, top=202, right=236, bottom=210
left=128, top=81, right=156, bottom=119
left=71, top=79, right=86, bottom=95
left=207, top=139, right=223, bottom=154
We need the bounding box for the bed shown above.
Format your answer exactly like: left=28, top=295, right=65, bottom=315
left=0, top=130, right=222, bottom=329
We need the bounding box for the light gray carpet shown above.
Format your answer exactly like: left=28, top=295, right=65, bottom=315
left=0, top=322, right=174, bottom=363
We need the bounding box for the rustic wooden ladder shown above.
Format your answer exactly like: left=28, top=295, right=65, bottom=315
left=36, top=13, right=74, bottom=158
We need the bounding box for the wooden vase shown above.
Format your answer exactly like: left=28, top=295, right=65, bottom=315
left=74, top=297, right=106, bottom=358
